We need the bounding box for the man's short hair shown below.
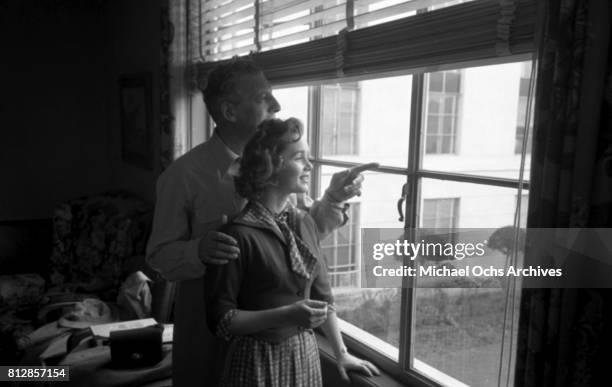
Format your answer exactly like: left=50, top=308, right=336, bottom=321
left=202, top=59, right=263, bottom=124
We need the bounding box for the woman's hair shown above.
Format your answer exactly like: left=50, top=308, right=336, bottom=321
left=235, top=118, right=304, bottom=200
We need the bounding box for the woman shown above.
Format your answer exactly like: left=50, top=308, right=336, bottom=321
left=205, top=118, right=380, bottom=386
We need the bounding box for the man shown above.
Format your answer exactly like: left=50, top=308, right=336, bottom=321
left=146, top=59, right=375, bottom=386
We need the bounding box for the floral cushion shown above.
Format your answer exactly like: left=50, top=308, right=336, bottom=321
left=49, top=192, right=152, bottom=298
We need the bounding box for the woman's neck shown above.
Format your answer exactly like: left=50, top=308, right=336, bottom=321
left=259, top=190, right=290, bottom=215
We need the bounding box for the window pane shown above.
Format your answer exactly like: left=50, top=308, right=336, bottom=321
left=319, top=76, right=412, bottom=168
left=424, top=71, right=460, bottom=155
left=413, top=179, right=524, bottom=386
left=319, top=165, right=406, bottom=358
left=274, top=86, right=309, bottom=138
left=421, top=61, right=534, bottom=180
left=429, top=72, right=443, bottom=92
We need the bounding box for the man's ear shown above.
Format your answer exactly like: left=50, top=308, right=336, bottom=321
left=220, top=101, right=238, bottom=123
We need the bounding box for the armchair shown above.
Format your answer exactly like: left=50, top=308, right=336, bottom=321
left=1, top=191, right=175, bottom=379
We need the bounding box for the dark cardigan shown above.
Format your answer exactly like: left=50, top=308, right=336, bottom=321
left=205, top=206, right=334, bottom=343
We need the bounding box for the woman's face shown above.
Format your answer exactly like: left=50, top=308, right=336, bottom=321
left=275, top=137, right=313, bottom=195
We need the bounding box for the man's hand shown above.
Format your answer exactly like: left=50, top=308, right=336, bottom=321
left=198, top=215, right=240, bottom=265
left=325, top=162, right=379, bottom=203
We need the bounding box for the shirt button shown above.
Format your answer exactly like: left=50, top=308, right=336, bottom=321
left=296, top=291, right=303, bottom=297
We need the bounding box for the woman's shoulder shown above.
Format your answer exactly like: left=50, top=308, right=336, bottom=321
left=220, top=221, right=257, bottom=238
left=290, top=206, right=316, bottom=231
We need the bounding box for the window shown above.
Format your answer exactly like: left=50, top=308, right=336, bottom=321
left=276, top=61, right=533, bottom=386
left=425, top=71, right=461, bottom=154
left=188, top=0, right=536, bottom=385
left=321, top=203, right=361, bottom=288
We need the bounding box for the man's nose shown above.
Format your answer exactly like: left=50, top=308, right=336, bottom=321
left=269, top=95, right=281, bottom=113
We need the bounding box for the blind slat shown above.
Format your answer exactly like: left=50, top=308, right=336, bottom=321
left=261, top=0, right=338, bottom=20
left=260, top=4, right=346, bottom=35
left=201, top=19, right=255, bottom=40
left=204, top=0, right=253, bottom=20
left=353, top=0, right=452, bottom=26
left=260, top=20, right=346, bottom=49
left=201, top=6, right=253, bottom=29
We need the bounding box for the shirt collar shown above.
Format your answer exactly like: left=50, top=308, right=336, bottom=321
left=210, top=132, right=240, bottom=177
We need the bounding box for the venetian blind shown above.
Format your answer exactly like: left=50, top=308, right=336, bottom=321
left=191, top=0, right=536, bottom=86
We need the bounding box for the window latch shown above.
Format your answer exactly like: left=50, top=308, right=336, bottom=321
left=397, top=183, right=409, bottom=222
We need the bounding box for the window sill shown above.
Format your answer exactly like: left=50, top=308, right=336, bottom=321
left=316, top=333, right=406, bottom=387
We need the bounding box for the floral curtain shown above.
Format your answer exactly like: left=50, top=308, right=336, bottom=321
left=515, top=0, right=612, bottom=385
left=160, top=0, right=190, bottom=170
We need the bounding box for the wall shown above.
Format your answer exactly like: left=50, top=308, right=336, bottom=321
left=106, top=0, right=161, bottom=205
left=0, top=2, right=113, bottom=220
left=0, top=0, right=162, bottom=221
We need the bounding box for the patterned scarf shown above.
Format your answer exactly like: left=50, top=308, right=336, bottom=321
left=242, top=201, right=318, bottom=280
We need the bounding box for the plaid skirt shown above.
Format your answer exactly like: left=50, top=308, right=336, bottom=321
left=220, top=329, right=322, bottom=387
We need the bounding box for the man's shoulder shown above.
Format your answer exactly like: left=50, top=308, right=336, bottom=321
left=160, top=141, right=216, bottom=178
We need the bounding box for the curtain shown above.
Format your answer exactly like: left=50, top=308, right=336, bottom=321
left=161, top=0, right=191, bottom=170
left=515, top=0, right=612, bottom=385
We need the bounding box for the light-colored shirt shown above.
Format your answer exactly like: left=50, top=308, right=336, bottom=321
left=145, top=133, right=346, bottom=386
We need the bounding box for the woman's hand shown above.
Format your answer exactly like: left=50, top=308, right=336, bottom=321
left=288, top=299, right=328, bottom=328
left=336, top=352, right=380, bottom=383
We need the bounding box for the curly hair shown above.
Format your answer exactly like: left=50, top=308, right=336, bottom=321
left=235, top=118, right=304, bottom=200
left=201, top=59, right=263, bottom=124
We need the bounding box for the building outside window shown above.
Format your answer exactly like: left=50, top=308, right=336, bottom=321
left=321, top=83, right=361, bottom=156
left=421, top=198, right=459, bottom=229
left=425, top=70, right=461, bottom=154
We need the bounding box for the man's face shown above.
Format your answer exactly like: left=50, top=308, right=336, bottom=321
left=230, top=73, right=281, bottom=134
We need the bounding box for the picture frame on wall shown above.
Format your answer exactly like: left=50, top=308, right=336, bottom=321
left=119, top=73, right=153, bottom=170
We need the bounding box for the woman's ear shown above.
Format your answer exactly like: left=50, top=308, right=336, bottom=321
left=220, top=101, right=238, bottom=123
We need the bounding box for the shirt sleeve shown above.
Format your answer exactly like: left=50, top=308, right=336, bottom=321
left=204, top=225, right=245, bottom=338
left=310, top=252, right=334, bottom=305
left=295, top=193, right=349, bottom=239
left=145, top=168, right=206, bottom=281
